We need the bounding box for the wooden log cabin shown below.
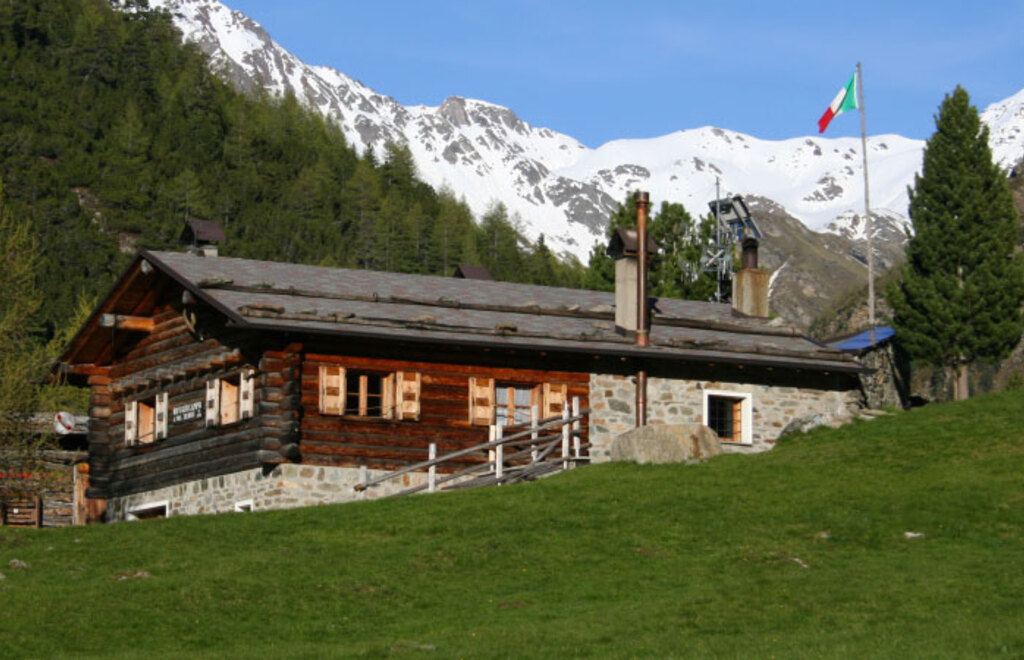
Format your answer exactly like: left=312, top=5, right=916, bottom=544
left=59, top=245, right=865, bottom=522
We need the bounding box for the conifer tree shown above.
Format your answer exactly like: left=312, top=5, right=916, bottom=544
left=889, top=87, right=1024, bottom=400
left=0, top=183, right=53, bottom=508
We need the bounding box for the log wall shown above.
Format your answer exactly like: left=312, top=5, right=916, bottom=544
left=299, top=353, right=589, bottom=472
left=90, top=302, right=591, bottom=506
left=96, top=306, right=267, bottom=500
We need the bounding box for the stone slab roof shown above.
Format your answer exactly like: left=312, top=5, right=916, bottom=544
left=137, top=251, right=863, bottom=374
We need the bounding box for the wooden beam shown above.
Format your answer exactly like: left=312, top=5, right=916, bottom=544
left=99, top=314, right=155, bottom=332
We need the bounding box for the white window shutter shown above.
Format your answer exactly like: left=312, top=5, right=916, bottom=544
left=125, top=400, right=138, bottom=446
left=155, top=392, right=169, bottom=440
left=205, top=378, right=220, bottom=427
left=240, top=368, right=255, bottom=419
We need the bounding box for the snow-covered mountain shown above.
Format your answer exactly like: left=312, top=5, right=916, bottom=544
left=137, top=0, right=1024, bottom=327
left=143, top=0, right=1024, bottom=258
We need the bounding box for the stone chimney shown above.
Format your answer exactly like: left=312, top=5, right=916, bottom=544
left=731, top=237, right=770, bottom=318
left=606, top=227, right=658, bottom=333
left=179, top=218, right=225, bottom=258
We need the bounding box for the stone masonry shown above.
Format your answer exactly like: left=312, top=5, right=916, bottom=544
left=106, top=463, right=436, bottom=521
left=588, top=372, right=859, bottom=461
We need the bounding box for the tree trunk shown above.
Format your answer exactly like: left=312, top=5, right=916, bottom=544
left=953, top=361, right=970, bottom=401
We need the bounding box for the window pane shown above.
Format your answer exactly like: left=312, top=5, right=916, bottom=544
left=708, top=396, right=736, bottom=441
left=346, top=371, right=386, bottom=417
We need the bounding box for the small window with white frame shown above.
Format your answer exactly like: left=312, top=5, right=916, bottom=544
left=703, top=389, right=753, bottom=445
left=234, top=499, right=254, bottom=513
left=126, top=500, right=168, bottom=521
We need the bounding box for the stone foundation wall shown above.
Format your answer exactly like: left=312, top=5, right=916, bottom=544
left=588, top=373, right=859, bottom=462
left=106, top=463, right=437, bottom=521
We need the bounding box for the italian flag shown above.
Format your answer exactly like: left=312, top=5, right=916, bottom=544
left=818, top=72, right=858, bottom=133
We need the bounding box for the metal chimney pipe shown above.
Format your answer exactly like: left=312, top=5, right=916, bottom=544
left=741, top=237, right=759, bottom=270
left=635, top=191, right=650, bottom=348
left=634, top=191, right=650, bottom=428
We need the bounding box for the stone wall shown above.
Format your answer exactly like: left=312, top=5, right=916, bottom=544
left=106, top=463, right=436, bottom=521
left=588, top=372, right=860, bottom=461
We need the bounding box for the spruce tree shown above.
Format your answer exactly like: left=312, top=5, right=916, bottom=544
left=889, top=86, right=1024, bottom=400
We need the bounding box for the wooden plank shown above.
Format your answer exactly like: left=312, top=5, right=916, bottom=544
left=99, top=314, right=156, bottom=332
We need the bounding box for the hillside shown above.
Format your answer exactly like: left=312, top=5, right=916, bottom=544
left=0, top=0, right=580, bottom=335
left=3, top=390, right=1024, bottom=657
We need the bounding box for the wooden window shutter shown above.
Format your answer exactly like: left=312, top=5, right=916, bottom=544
left=205, top=378, right=220, bottom=427
left=220, top=378, right=239, bottom=425
left=240, top=368, right=255, bottom=419
left=732, top=399, right=743, bottom=442
left=395, top=371, right=421, bottom=421
left=543, top=383, right=568, bottom=420
left=468, top=377, right=495, bottom=426
left=319, top=366, right=345, bottom=415
left=382, top=373, right=395, bottom=419
left=125, top=400, right=138, bottom=446
left=155, top=392, right=169, bottom=440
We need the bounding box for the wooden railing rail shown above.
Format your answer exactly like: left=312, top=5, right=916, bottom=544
left=355, top=397, right=589, bottom=497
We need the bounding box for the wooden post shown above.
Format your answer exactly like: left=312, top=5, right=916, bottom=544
left=428, top=443, right=436, bottom=493
left=33, top=493, right=43, bottom=528
left=530, top=405, right=539, bottom=463
left=495, top=425, right=504, bottom=482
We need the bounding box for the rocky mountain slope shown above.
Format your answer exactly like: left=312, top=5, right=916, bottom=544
left=139, top=0, right=1024, bottom=327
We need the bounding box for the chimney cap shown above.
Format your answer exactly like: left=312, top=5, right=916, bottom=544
left=606, top=228, right=659, bottom=260
left=452, top=264, right=494, bottom=280
left=179, top=218, right=225, bottom=246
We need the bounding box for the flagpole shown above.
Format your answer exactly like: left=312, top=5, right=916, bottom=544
left=856, top=62, right=876, bottom=345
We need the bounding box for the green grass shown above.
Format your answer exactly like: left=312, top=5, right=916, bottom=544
left=4, top=391, right=1024, bottom=658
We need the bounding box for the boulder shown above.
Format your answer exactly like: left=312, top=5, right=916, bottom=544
left=609, top=424, right=722, bottom=464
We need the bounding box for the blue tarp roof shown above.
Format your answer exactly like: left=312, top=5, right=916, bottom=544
left=828, top=326, right=895, bottom=352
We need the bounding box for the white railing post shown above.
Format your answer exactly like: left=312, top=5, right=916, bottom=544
left=488, top=425, right=496, bottom=473
left=428, top=442, right=436, bottom=493
left=561, top=405, right=571, bottom=471
left=572, top=396, right=582, bottom=461
left=495, top=424, right=504, bottom=482
left=530, top=404, right=539, bottom=463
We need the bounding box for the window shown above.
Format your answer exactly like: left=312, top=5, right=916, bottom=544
left=126, top=501, right=168, bottom=521
left=318, top=366, right=421, bottom=420
left=125, top=392, right=168, bottom=446
left=348, top=371, right=386, bottom=417
left=495, top=383, right=536, bottom=425
left=205, top=368, right=255, bottom=427
left=234, top=500, right=254, bottom=513
left=469, top=378, right=569, bottom=426
left=703, top=390, right=753, bottom=444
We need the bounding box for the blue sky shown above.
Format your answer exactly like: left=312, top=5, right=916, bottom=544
left=226, top=0, right=1024, bottom=148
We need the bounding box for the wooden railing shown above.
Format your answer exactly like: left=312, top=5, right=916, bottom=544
left=355, top=397, right=589, bottom=498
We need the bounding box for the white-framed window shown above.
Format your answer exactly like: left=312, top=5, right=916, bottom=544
left=703, top=389, right=753, bottom=445
left=125, top=392, right=168, bottom=446
left=205, top=368, right=256, bottom=427
left=126, top=500, right=169, bottom=521
left=318, top=366, right=421, bottom=420
left=234, top=499, right=254, bottom=513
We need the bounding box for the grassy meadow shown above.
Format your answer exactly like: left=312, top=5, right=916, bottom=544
left=2, top=390, right=1024, bottom=658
